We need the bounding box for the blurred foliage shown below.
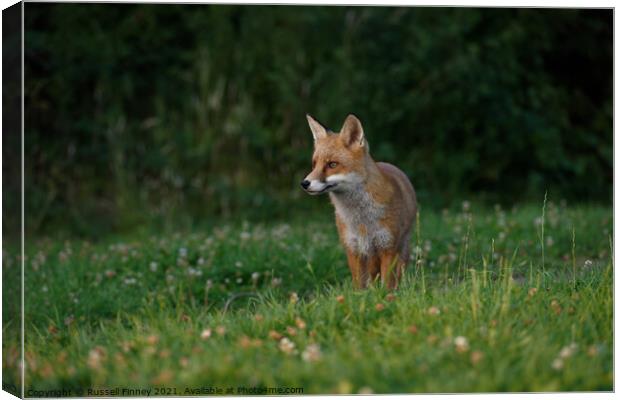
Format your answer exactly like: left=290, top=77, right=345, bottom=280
left=19, top=4, right=612, bottom=237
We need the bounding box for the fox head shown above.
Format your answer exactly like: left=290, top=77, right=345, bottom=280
left=301, top=114, right=370, bottom=195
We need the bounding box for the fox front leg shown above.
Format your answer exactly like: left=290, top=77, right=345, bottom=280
left=379, top=250, right=405, bottom=290
left=346, top=250, right=375, bottom=289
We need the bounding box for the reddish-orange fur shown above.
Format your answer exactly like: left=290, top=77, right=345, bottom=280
left=303, top=114, right=417, bottom=289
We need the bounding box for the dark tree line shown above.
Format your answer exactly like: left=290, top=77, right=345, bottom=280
left=16, top=4, right=612, bottom=235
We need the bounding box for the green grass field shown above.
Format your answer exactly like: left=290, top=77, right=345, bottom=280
left=3, top=201, right=613, bottom=394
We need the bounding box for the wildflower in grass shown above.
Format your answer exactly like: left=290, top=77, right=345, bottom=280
left=268, top=330, right=282, bottom=341
left=454, top=336, right=469, bottom=353
left=462, top=201, right=471, bottom=212
left=149, top=262, right=158, bottom=272
left=336, top=295, right=345, bottom=304
left=550, top=299, right=562, bottom=315
left=358, top=387, right=373, bottom=395
left=180, top=314, right=191, bottom=322
left=251, top=272, right=260, bottom=285
left=235, top=261, right=243, bottom=268
left=408, top=325, right=418, bottom=335
left=240, top=231, right=251, bottom=241
left=584, top=259, right=593, bottom=268
left=236, top=277, right=243, bottom=284
left=470, top=350, right=484, bottom=365
left=41, top=285, right=48, bottom=293
left=48, top=324, right=58, bottom=335
left=146, top=335, right=159, bottom=345
left=159, top=349, right=171, bottom=359
left=385, top=293, right=396, bottom=302
left=427, top=306, right=440, bottom=316
left=278, top=337, right=296, bottom=354
left=528, top=287, right=538, bottom=297
left=179, top=247, right=188, bottom=257
left=179, top=357, right=189, bottom=368
left=301, top=344, right=322, bottom=362
left=271, top=277, right=282, bottom=287
left=216, top=326, right=226, bottom=336
left=121, top=341, right=133, bottom=353
left=166, top=274, right=175, bottom=282
left=295, top=318, right=307, bottom=330
left=152, top=369, right=173, bottom=384
left=375, top=303, right=385, bottom=312
left=200, top=329, right=212, bottom=340
left=63, top=315, right=74, bottom=326
left=559, top=343, right=578, bottom=359
left=551, top=358, right=564, bottom=370
left=238, top=335, right=252, bottom=349
left=254, top=314, right=264, bottom=322
left=289, top=292, right=299, bottom=304
left=286, top=326, right=298, bottom=336
left=87, top=347, right=106, bottom=370
left=105, top=269, right=116, bottom=278
left=123, top=277, right=137, bottom=285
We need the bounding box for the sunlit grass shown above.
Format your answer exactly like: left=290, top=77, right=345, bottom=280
left=3, top=201, right=613, bottom=393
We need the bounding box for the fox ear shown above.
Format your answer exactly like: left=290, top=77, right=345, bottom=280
left=306, top=114, right=328, bottom=141
left=339, top=114, right=365, bottom=148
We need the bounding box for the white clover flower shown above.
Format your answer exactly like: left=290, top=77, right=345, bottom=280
left=200, top=329, right=212, bottom=340
left=278, top=337, right=296, bottom=354
left=301, top=344, right=322, bottom=362
left=149, top=262, right=158, bottom=272
left=427, top=306, right=440, bottom=316
left=454, top=336, right=469, bottom=352
left=559, top=343, right=578, bottom=359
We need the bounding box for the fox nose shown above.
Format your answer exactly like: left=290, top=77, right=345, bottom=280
left=300, top=180, right=310, bottom=190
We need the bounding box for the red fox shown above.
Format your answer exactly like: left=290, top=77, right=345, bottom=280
left=301, top=114, right=417, bottom=289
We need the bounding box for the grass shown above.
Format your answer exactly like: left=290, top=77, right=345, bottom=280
left=2, top=200, right=613, bottom=394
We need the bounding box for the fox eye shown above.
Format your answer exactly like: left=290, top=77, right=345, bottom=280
left=327, top=161, right=338, bottom=169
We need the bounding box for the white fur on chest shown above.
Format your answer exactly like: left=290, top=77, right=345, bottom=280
left=330, top=188, right=392, bottom=255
